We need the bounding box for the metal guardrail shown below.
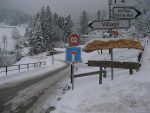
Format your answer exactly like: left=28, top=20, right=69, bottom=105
left=0, top=62, right=46, bottom=75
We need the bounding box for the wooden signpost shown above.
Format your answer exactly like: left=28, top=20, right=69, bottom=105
left=87, top=0, right=142, bottom=81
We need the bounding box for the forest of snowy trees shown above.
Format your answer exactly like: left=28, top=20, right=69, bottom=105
left=134, top=0, right=150, bottom=36
left=25, top=6, right=74, bottom=54
left=0, top=9, right=31, bottom=26
left=1, top=0, right=150, bottom=56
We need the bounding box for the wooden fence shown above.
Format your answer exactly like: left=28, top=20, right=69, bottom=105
left=0, top=62, right=46, bottom=75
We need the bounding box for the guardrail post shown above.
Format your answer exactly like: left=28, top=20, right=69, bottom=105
left=129, top=69, right=133, bottom=75
left=6, top=66, right=8, bottom=75
left=27, top=64, right=29, bottom=71
left=34, top=63, right=36, bottom=68
left=18, top=65, right=20, bottom=73
left=39, top=62, right=41, bottom=68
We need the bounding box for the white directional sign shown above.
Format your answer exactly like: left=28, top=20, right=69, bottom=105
left=89, top=20, right=130, bottom=29
left=112, top=0, right=137, bottom=6
left=113, top=7, right=141, bottom=19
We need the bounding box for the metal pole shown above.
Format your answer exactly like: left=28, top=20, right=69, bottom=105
left=52, top=41, right=55, bottom=65
left=71, top=63, right=74, bottom=90
left=109, top=0, right=114, bottom=80
left=111, top=49, right=114, bottom=80
left=108, top=0, right=112, bottom=37
left=109, top=0, right=112, bottom=20
left=52, top=53, right=54, bottom=65
left=99, top=67, right=103, bottom=84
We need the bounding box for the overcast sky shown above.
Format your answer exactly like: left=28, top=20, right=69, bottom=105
left=0, top=0, right=108, bottom=22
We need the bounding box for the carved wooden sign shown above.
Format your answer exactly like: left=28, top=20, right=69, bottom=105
left=88, top=60, right=141, bottom=70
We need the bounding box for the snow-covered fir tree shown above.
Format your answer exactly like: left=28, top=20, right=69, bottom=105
left=80, top=10, right=89, bottom=35
left=27, top=6, right=74, bottom=54
left=23, top=27, right=32, bottom=47
left=44, top=6, right=55, bottom=48
left=97, top=10, right=101, bottom=21
left=30, top=13, right=46, bottom=54
left=134, top=0, right=150, bottom=37
left=11, top=28, right=22, bottom=50
left=63, top=15, right=74, bottom=43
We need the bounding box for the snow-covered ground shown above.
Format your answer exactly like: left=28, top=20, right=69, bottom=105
left=0, top=36, right=149, bottom=113
left=43, top=45, right=150, bottom=113
left=5, top=43, right=143, bottom=113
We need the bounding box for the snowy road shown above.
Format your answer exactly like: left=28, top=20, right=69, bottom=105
left=0, top=61, right=70, bottom=113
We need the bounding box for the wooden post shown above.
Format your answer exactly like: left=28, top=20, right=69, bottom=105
left=101, top=50, right=103, bottom=54
left=52, top=51, right=54, bottom=65
left=99, top=67, right=103, bottom=84
left=27, top=64, right=29, bottom=71
left=6, top=66, right=7, bottom=75
left=43, top=62, right=46, bottom=66
left=37, top=62, right=39, bottom=68
left=129, top=69, right=133, bottom=75
left=34, top=63, right=36, bottom=68
left=18, top=65, right=20, bottom=73
left=39, top=62, right=41, bottom=68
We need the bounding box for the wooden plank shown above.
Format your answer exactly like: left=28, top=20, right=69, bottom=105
left=88, top=61, right=141, bottom=69
left=74, top=71, right=103, bottom=78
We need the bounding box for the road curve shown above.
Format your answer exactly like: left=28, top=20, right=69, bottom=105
left=0, top=61, right=70, bottom=113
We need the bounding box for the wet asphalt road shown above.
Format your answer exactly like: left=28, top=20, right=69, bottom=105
left=0, top=62, right=70, bottom=113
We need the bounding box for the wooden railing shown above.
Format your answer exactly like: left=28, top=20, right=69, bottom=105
left=0, top=62, right=46, bottom=75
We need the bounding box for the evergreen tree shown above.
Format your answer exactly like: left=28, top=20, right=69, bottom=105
left=53, top=13, right=59, bottom=24
left=11, top=28, right=22, bottom=50
left=58, top=17, right=65, bottom=29
left=63, top=15, right=73, bottom=43
left=40, top=6, right=46, bottom=36
left=80, top=10, right=89, bottom=35
left=0, top=9, right=31, bottom=26
left=44, top=6, right=54, bottom=48
left=24, top=27, right=31, bottom=40
left=30, top=14, right=46, bottom=54
left=24, top=27, right=32, bottom=46
left=28, top=5, right=74, bottom=53
left=101, top=9, right=107, bottom=20
left=134, top=0, right=150, bottom=36
left=97, top=10, right=101, bottom=21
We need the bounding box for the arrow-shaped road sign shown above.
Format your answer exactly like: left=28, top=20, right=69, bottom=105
left=88, top=20, right=130, bottom=30
left=113, top=7, right=141, bottom=19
